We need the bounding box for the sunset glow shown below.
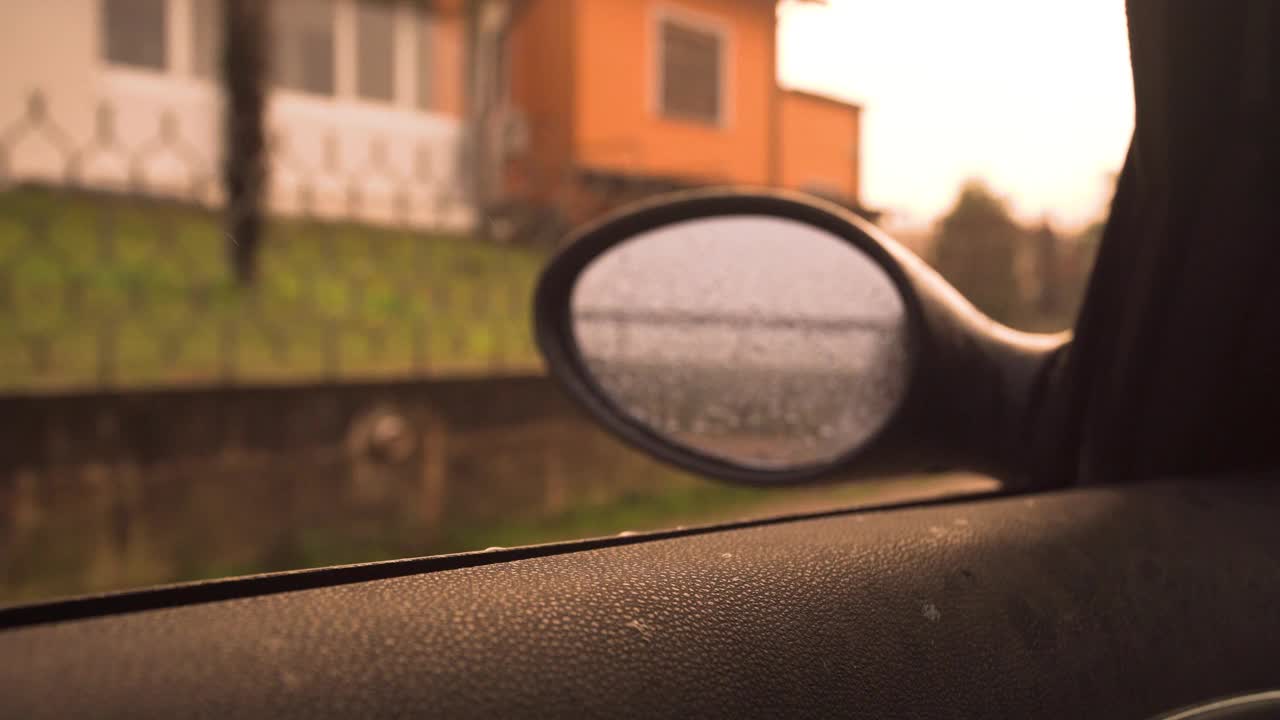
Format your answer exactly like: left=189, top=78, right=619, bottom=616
left=778, top=0, right=1134, bottom=230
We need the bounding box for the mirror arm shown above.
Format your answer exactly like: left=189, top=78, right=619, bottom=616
left=905, top=311, right=1068, bottom=487
left=886, top=239, right=1071, bottom=486
left=982, top=329, right=1072, bottom=487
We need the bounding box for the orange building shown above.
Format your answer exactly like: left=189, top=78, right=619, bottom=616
left=498, top=0, right=871, bottom=229
left=779, top=89, right=862, bottom=206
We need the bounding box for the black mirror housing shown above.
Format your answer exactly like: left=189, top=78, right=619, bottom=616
left=534, top=188, right=1068, bottom=487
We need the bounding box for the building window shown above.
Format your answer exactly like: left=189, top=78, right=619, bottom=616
left=272, top=0, right=335, bottom=96
left=102, top=0, right=168, bottom=71
left=356, top=0, right=396, bottom=102
left=416, top=9, right=435, bottom=110
left=192, top=0, right=222, bottom=78
left=658, top=16, right=724, bottom=125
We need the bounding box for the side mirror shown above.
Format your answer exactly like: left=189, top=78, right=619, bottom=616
left=534, top=189, right=1069, bottom=487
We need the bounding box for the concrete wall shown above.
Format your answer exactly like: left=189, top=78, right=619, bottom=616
left=0, top=375, right=696, bottom=602
left=0, top=0, right=473, bottom=230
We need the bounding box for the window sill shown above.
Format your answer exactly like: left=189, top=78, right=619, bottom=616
left=657, top=112, right=727, bottom=131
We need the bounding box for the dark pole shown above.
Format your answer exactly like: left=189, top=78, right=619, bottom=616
left=223, top=0, right=270, bottom=287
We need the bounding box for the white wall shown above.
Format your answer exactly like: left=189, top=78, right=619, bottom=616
left=0, top=1, right=100, bottom=182
left=0, top=0, right=473, bottom=232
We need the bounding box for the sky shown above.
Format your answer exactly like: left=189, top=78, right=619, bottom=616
left=777, top=0, right=1135, bottom=232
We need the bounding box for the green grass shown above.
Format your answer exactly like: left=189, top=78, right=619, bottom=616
left=224, top=481, right=788, bottom=576
left=432, top=476, right=930, bottom=553
left=0, top=187, right=547, bottom=391
left=173, top=474, right=974, bottom=590
left=0, top=472, right=976, bottom=605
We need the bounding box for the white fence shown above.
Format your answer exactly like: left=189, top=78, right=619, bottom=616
left=0, top=0, right=473, bottom=231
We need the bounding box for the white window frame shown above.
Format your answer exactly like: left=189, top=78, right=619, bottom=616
left=651, top=4, right=734, bottom=129
left=189, top=0, right=222, bottom=79
left=111, top=0, right=446, bottom=118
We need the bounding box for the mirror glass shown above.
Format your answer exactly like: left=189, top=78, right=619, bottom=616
left=571, top=215, right=910, bottom=471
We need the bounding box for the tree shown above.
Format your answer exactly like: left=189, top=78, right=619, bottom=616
left=930, top=180, right=1024, bottom=325
left=222, top=0, right=269, bottom=287
left=1032, top=218, right=1061, bottom=318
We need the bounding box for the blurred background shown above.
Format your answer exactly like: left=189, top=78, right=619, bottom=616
left=0, top=0, right=1130, bottom=605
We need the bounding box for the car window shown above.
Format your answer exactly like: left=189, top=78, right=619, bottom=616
left=0, top=0, right=1131, bottom=606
